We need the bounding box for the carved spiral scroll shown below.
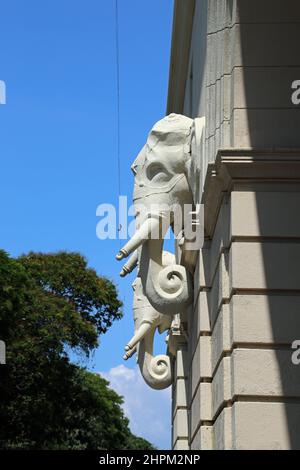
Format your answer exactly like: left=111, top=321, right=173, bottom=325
left=142, top=353, right=172, bottom=390
left=156, top=263, right=192, bottom=306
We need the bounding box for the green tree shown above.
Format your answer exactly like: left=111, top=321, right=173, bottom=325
left=0, top=250, right=154, bottom=450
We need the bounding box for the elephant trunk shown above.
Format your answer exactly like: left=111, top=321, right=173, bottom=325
left=137, top=327, right=173, bottom=390
left=118, top=213, right=193, bottom=315
left=116, top=216, right=160, bottom=261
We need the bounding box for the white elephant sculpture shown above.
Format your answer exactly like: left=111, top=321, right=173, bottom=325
left=116, top=114, right=199, bottom=389
left=117, top=114, right=195, bottom=313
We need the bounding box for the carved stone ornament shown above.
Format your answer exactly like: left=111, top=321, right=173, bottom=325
left=116, top=113, right=205, bottom=389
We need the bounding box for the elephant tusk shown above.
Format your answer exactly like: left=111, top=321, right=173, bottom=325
left=125, top=322, right=153, bottom=352
left=116, top=216, right=160, bottom=260
left=119, top=250, right=138, bottom=277
left=123, top=346, right=136, bottom=360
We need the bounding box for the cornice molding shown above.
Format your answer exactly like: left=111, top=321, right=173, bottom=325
left=203, top=149, right=300, bottom=238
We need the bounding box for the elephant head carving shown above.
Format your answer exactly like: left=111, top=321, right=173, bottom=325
left=117, top=113, right=195, bottom=315
left=116, top=113, right=199, bottom=389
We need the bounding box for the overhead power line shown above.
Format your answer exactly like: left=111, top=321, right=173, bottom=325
left=115, top=0, right=121, bottom=199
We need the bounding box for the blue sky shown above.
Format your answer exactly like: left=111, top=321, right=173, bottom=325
left=0, top=0, right=174, bottom=449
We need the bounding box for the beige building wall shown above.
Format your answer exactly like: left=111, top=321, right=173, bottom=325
left=168, top=0, right=300, bottom=449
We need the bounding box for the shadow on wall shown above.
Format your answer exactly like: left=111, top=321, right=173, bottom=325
left=239, top=0, right=300, bottom=449
left=184, top=0, right=207, bottom=119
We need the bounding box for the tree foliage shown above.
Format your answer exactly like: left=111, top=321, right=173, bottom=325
left=0, top=250, right=154, bottom=450
left=18, top=251, right=123, bottom=351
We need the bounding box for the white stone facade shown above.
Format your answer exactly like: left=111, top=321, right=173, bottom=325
left=168, top=0, right=300, bottom=450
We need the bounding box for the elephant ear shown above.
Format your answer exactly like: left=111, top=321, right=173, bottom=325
left=185, top=116, right=206, bottom=203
